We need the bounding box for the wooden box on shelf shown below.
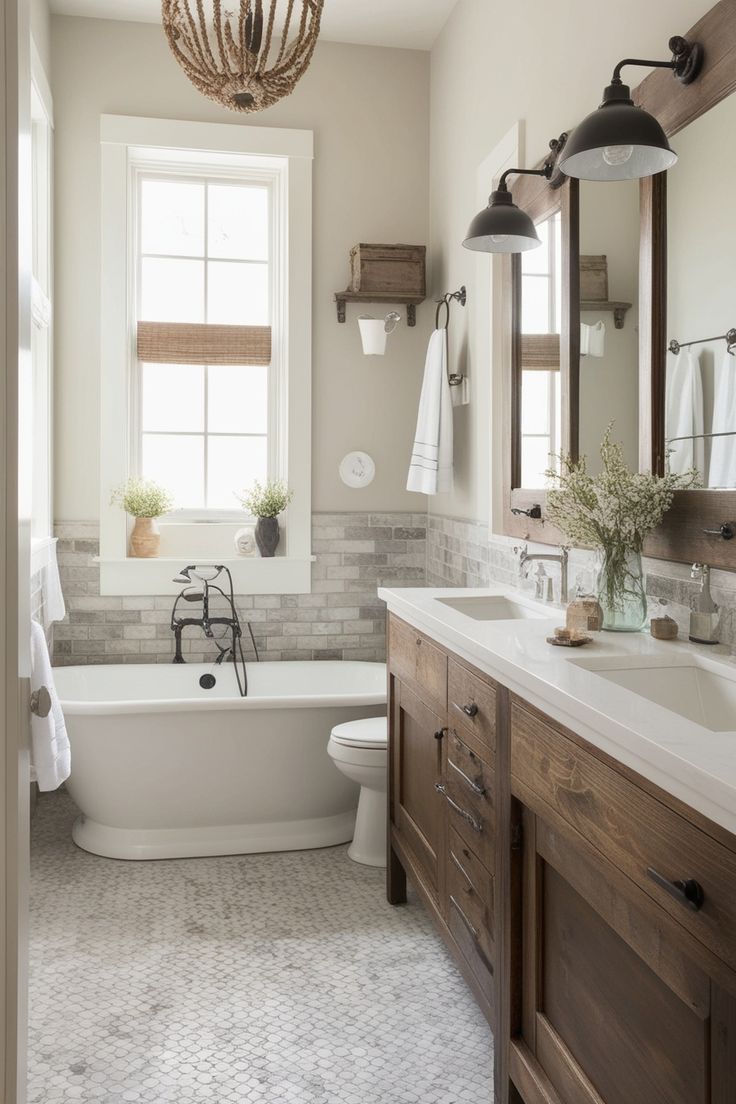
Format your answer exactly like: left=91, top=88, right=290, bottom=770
left=349, top=243, right=426, bottom=298
left=580, top=255, right=608, bottom=301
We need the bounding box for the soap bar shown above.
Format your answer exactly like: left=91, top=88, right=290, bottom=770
left=566, top=596, right=603, bottom=633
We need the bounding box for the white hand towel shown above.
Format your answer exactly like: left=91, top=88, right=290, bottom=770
left=709, top=350, right=736, bottom=487
left=407, top=328, right=454, bottom=495
left=30, top=620, right=70, bottom=791
left=36, top=539, right=66, bottom=628
left=666, top=351, right=705, bottom=478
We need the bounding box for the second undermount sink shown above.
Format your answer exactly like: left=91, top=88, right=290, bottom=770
left=435, top=595, right=549, bottom=622
left=573, top=659, right=736, bottom=733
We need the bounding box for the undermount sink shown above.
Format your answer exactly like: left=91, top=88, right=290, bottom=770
left=435, top=595, right=549, bottom=622
left=573, top=659, right=736, bottom=733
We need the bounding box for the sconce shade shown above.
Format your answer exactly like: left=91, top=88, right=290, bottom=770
left=462, top=189, right=541, bottom=253
left=560, top=84, right=677, bottom=180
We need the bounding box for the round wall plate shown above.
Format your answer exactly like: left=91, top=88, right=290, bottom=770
left=339, top=451, right=375, bottom=488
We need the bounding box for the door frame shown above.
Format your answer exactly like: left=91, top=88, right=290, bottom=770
left=2, top=0, right=32, bottom=1099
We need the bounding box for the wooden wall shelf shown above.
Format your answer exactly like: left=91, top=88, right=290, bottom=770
left=580, top=299, right=632, bottom=329
left=334, top=290, right=425, bottom=327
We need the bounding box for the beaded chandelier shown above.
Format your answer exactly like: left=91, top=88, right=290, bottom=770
left=162, top=0, right=324, bottom=113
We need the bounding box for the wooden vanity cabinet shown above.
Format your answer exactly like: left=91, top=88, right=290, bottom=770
left=387, top=615, right=498, bottom=1023
left=386, top=612, right=736, bottom=1104
left=507, top=697, right=736, bottom=1104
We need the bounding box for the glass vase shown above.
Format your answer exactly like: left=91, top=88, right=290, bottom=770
left=595, top=548, right=647, bottom=632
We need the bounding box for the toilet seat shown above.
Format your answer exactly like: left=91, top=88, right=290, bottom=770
left=330, top=716, right=387, bottom=750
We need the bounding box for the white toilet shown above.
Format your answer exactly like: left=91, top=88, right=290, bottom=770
left=327, top=717, right=387, bottom=867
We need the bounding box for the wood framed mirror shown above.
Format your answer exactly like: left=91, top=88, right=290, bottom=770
left=502, top=170, right=579, bottom=541
left=637, top=0, right=736, bottom=572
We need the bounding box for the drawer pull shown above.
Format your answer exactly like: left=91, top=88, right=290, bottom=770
left=435, top=783, right=483, bottom=834
left=461, top=702, right=479, bottom=718
left=448, top=757, right=486, bottom=797
left=647, top=867, right=705, bottom=912
left=434, top=727, right=446, bottom=741
left=449, top=894, right=479, bottom=938
left=450, top=850, right=474, bottom=886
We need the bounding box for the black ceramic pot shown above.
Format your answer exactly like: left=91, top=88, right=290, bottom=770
left=255, top=516, right=280, bottom=557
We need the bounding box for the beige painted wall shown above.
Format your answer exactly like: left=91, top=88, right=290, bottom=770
left=30, top=0, right=51, bottom=74
left=428, top=0, right=710, bottom=527
left=51, top=16, right=431, bottom=521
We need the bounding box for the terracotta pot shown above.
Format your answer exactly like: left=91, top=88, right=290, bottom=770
left=255, top=516, right=280, bottom=557
left=129, top=516, right=161, bottom=558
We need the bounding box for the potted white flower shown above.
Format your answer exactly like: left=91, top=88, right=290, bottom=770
left=111, top=478, right=174, bottom=559
left=237, top=480, right=294, bottom=557
left=546, top=427, right=697, bottom=631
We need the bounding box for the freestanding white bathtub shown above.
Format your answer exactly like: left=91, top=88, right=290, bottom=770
left=53, top=661, right=387, bottom=861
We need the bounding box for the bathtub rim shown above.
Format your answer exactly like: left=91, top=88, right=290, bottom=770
left=54, top=659, right=388, bottom=715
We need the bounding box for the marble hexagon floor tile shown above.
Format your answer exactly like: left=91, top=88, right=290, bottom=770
left=29, top=793, right=493, bottom=1103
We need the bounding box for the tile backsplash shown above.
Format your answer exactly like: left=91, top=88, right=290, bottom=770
left=427, top=513, right=736, bottom=651
left=53, top=513, right=427, bottom=666
left=52, top=510, right=736, bottom=667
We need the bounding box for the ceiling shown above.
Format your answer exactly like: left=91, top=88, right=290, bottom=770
left=48, top=0, right=460, bottom=50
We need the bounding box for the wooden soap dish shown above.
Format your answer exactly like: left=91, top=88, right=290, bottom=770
left=547, top=628, right=593, bottom=648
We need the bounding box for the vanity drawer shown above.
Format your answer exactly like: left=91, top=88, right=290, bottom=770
left=510, top=698, right=736, bottom=971
left=439, top=731, right=495, bottom=871
left=447, top=883, right=494, bottom=1004
left=448, top=826, right=494, bottom=951
left=388, top=615, right=447, bottom=711
left=448, top=660, right=497, bottom=754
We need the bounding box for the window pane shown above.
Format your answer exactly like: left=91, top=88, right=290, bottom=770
left=521, top=275, right=550, bottom=333
left=521, top=436, right=551, bottom=489
left=208, top=435, right=267, bottom=510
left=141, top=179, right=204, bottom=257
left=141, top=258, right=205, bottom=322
left=208, top=184, right=268, bottom=261
left=521, top=371, right=549, bottom=434
left=142, top=433, right=204, bottom=509
left=207, top=365, right=268, bottom=434
left=141, top=364, right=204, bottom=432
left=207, top=261, right=269, bottom=325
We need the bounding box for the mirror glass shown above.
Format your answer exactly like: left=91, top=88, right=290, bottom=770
left=518, top=210, right=561, bottom=488
left=577, top=179, right=640, bottom=475
left=667, top=92, right=736, bottom=488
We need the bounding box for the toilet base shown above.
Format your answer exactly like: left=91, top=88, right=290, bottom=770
left=347, top=785, right=387, bottom=867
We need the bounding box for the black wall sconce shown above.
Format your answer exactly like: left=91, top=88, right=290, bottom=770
left=559, top=36, right=704, bottom=181
left=462, top=135, right=567, bottom=254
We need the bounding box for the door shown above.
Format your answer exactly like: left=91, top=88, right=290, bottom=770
left=390, top=678, right=445, bottom=901
left=1, top=0, right=33, bottom=1099
left=508, top=804, right=736, bottom=1104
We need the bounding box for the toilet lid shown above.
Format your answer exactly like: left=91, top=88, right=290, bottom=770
left=330, top=716, right=387, bottom=749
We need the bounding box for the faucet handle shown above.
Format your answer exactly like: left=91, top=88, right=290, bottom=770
left=691, top=562, right=709, bottom=581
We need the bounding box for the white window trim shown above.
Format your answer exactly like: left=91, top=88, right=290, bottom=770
left=99, top=115, right=313, bottom=596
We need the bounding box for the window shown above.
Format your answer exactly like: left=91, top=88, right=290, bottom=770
left=520, top=211, right=562, bottom=488
left=134, top=172, right=272, bottom=513
left=100, top=116, right=313, bottom=595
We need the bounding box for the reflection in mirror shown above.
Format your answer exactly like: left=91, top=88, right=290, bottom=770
left=519, top=211, right=561, bottom=488
left=577, top=180, right=639, bottom=476
left=667, top=92, right=736, bottom=489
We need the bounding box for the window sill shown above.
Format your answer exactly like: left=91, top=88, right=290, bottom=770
left=98, top=555, right=315, bottom=597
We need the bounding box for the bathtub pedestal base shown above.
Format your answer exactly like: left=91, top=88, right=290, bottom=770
left=71, top=810, right=358, bottom=861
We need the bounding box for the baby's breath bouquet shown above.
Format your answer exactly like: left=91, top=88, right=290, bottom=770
left=545, top=427, right=696, bottom=630
left=111, top=477, right=173, bottom=518
left=237, top=479, right=293, bottom=518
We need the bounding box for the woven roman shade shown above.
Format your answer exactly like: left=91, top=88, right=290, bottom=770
left=137, top=322, right=271, bottom=366
left=521, top=333, right=560, bottom=371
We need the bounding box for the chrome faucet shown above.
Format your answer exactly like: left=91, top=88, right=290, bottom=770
left=515, top=544, right=570, bottom=604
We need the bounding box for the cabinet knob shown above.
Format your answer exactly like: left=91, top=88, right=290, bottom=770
left=647, top=867, right=705, bottom=911
left=461, top=702, right=479, bottom=718
left=434, top=727, right=446, bottom=741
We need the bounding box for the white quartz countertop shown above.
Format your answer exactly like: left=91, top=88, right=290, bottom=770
left=378, top=585, right=736, bottom=836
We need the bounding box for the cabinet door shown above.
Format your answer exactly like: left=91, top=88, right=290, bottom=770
left=508, top=803, right=736, bottom=1104
left=390, top=678, right=445, bottom=901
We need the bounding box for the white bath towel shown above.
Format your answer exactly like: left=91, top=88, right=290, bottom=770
left=30, top=619, right=70, bottom=791
left=407, top=328, right=454, bottom=495
left=709, top=350, right=736, bottom=488
left=666, top=350, right=705, bottom=479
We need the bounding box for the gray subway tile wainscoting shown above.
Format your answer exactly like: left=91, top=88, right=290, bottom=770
left=52, top=511, right=736, bottom=667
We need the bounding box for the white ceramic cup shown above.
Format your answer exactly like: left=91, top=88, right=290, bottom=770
left=358, top=312, right=400, bottom=355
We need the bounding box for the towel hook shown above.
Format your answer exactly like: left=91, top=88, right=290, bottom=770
left=434, top=286, right=467, bottom=387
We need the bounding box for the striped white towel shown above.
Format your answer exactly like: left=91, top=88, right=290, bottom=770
left=406, top=328, right=454, bottom=495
